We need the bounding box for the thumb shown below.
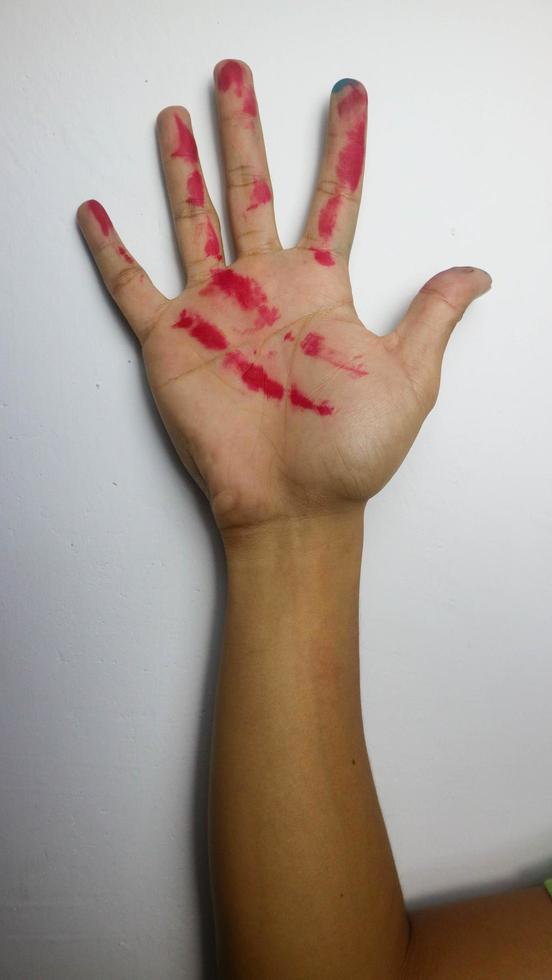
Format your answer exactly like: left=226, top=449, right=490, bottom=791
left=394, top=265, right=492, bottom=394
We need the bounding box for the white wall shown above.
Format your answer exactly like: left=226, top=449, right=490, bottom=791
left=2, top=1, right=552, bottom=976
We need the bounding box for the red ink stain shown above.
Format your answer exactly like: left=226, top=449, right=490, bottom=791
left=242, top=86, right=257, bottom=116
left=88, top=200, right=112, bottom=237
left=216, top=61, right=256, bottom=117
left=186, top=170, right=204, bottom=206
left=172, top=309, right=228, bottom=350
left=246, top=178, right=271, bottom=211
left=117, top=245, right=133, bottom=264
left=289, top=384, right=334, bottom=416
left=217, top=60, right=244, bottom=95
left=171, top=115, right=198, bottom=163
left=318, top=194, right=341, bottom=240
left=224, top=350, right=284, bottom=400
left=204, top=218, right=222, bottom=260
left=283, top=331, right=295, bottom=342
left=301, top=333, right=322, bottom=356
left=337, top=83, right=367, bottom=117
left=309, top=248, right=335, bottom=267
left=337, top=120, right=366, bottom=192
left=202, top=268, right=279, bottom=328
left=300, top=331, right=368, bottom=377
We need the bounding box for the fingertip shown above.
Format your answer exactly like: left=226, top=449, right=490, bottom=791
left=214, top=58, right=253, bottom=91
left=156, top=105, right=190, bottom=131
left=452, top=265, right=493, bottom=293
left=479, top=268, right=493, bottom=287
left=332, top=77, right=366, bottom=95
left=330, top=78, right=368, bottom=121
left=77, top=199, right=112, bottom=237
left=76, top=200, right=90, bottom=225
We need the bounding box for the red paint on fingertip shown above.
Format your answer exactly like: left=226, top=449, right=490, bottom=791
left=242, top=86, right=257, bottom=116
left=87, top=200, right=112, bottom=237
left=186, top=170, right=204, bottom=206
left=337, top=120, right=366, bottom=192
left=224, top=350, right=284, bottom=400
left=246, top=178, right=271, bottom=211
left=289, top=384, right=334, bottom=416
left=217, top=61, right=256, bottom=118
left=217, top=60, right=244, bottom=95
left=318, top=194, right=341, bottom=240
left=117, top=245, right=133, bottom=264
left=309, top=248, right=335, bottom=266
left=337, top=83, right=367, bottom=117
left=172, top=309, right=228, bottom=350
left=204, top=218, right=222, bottom=260
left=171, top=115, right=199, bottom=162
left=300, top=331, right=368, bottom=377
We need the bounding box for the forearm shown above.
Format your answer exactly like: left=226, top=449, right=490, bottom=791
left=208, top=509, right=411, bottom=979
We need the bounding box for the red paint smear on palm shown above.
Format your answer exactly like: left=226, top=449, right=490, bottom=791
left=337, top=120, right=366, bottom=192
left=318, top=194, right=342, bottom=240
left=289, top=384, right=334, bottom=416
left=224, top=350, right=284, bottom=400
left=88, top=200, right=112, bottom=237
left=223, top=351, right=334, bottom=415
left=117, top=246, right=133, bottom=264
left=246, top=178, right=271, bottom=211
left=204, top=219, right=222, bottom=260
left=201, top=268, right=279, bottom=329
left=172, top=309, right=228, bottom=350
left=171, top=115, right=199, bottom=163
left=300, top=331, right=367, bottom=377
left=309, top=248, right=335, bottom=267
left=337, top=83, right=367, bottom=118
left=283, top=331, right=295, bottom=342
left=186, top=170, right=204, bottom=206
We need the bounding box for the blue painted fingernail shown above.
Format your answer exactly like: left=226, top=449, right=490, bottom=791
left=332, top=78, right=356, bottom=94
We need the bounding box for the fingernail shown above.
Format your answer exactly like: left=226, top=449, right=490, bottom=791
left=332, top=78, right=357, bottom=94
left=456, top=266, right=492, bottom=283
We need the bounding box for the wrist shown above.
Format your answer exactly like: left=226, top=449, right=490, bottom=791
left=221, top=506, right=365, bottom=576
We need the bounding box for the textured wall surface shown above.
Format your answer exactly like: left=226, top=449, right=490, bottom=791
left=2, top=1, right=552, bottom=976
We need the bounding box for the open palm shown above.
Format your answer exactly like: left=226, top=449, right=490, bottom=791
left=78, top=61, right=491, bottom=531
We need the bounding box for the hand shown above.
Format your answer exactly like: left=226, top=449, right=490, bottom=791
left=77, top=61, right=491, bottom=534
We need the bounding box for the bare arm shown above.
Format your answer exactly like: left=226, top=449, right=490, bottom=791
left=210, top=513, right=410, bottom=978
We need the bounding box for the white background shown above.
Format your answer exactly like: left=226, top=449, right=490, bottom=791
left=2, top=1, right=552, bottom=977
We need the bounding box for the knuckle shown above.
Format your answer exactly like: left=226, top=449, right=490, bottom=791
left=316, top=178, right=358, bottom=203
left=109, top=263, right=143, bottom=299
left=418, top=285, right=463, bottom=319
left=226, top=163, right=264, bottom=190
left=173, top=201, right=212, bottom=224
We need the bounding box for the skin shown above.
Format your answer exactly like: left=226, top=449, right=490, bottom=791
left=77, top=61, right=552, bottom=979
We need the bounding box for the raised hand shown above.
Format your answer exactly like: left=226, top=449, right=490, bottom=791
left=77, top=61, right=491, bottom=533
